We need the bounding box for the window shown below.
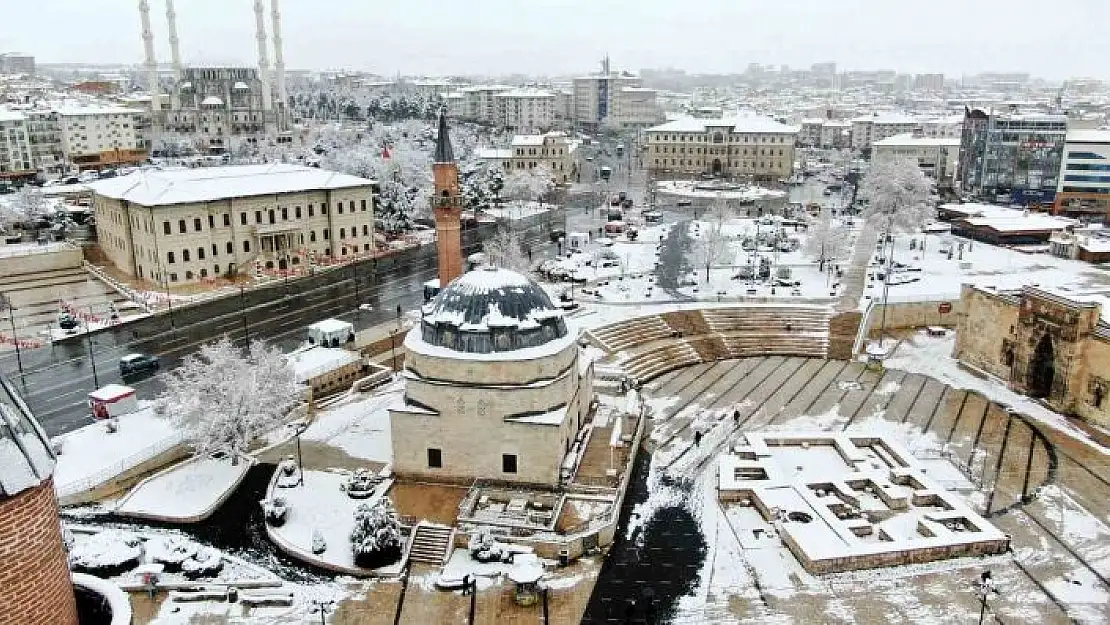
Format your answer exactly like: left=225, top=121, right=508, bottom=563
left=295, top=206, right=302, bottom=219
left=223, top=213, right=231, bottom=227
left=197, top=247, right=205, bottom=260
left=360, top=199, right=367, bottom=211
left=182, top=249, right=191, bottom=262
left=170, top=273, right=178, bottom=282
left=502, top=454, right=518, bottom=474
left=255, top=210, right=262, bottom=224
left=243, top=240, right=250, bottom=253
left=226, top=241, right=233, bottom=254
left=339, top=228, right=346, bottom=239
left=194, top=218, right=202, bottom=232
left=362, top=225, right=369, bottom=236
left=199, top=268, right=208, bottom=278
left=427, top=448, right=442, bottom=468
left=163, top=221, right=171, bottom=235
left=268, top=209, right=275, bottom=224
left=310, top=231, right=317, bottom=242
left=350, top=201, right=356, bottom=212
left=308, top=204, right=314, bottom=217
left=321, top=203, right=328, bottom=215
left=241, top=212, right=248, bottom=225
left=167, top=251, right=175, bottom=264
left=214, top=264, right=220, bottom=274
left=212, top=243, right=218, bottom=256
left=185, top=271, right=194, bottom=280
left=323, top=228, right=330, bottom=240
left=178, top=219, right=187, bottom=233
left=338, top=203, right=344, bottom=215
left=208, top=215, right=215, bottom=229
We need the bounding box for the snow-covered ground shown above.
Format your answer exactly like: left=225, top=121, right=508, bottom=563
left=52, top=404, right=184, bottom=498
left=114, top=456, right=250, bottom=522
left=482, top=200, right=555, bottom=221
left=882, top=330, right=1102, bottom=452
left=865, top=231, right=1110, bottom=306
left=656, top=180, right=788, bottom=202
left=265, top=469, right=397, bottom=576
left=301, top=384, right=402, bottom=463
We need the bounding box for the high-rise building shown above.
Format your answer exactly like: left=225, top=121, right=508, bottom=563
left=914, top=73, right=945, bottom=92
left=1054, top=129, right=1110, bottom=222
left=0, top=110, right=34, bottom=181
left=572, top=58, right=657, bottom=130
left=958, top=108, right=1067, bottom=206
left=0, top=53, right=35, bottom=75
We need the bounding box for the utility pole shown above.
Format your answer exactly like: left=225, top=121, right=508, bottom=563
left=85, top=308, right=99, bottom=389
left=239, top=285, right=251, bottom=352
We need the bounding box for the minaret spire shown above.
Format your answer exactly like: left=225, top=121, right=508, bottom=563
left=434, top=109, right=455, bottom=163
left=431, top=109, right=463, bottom=286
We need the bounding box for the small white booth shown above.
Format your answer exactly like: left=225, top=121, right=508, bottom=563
left=307, top=319, right=355, bottom=348
left=89, top=384, right=139, bottom=420
left=568, top=232, right=590, bottom=252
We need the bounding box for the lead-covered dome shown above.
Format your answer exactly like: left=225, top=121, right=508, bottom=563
left=0, top=374, right=56, bottom=498
left=420, top=267, right=567, bottom=354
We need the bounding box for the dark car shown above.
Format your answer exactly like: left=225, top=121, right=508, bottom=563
left=120, top=353, right=159, bottom=376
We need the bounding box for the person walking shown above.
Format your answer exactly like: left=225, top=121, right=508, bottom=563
left=733, top=409, right=740, bottom=426
left=694, top=430, right=703, bottom=446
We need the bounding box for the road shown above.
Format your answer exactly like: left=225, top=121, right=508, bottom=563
left=0, top=227, right=564, bottom=437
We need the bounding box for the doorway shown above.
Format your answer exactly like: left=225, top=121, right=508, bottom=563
left=1027, top=334, right=1055, bottom=398
left=712, top=159, right=722, bottom=176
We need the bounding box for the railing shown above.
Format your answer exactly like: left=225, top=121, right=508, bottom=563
left=55, top=431, right=187, bottom=499
left=82, top=261, right=155, bottom=314
left=852, top=298, right=876, bottom=357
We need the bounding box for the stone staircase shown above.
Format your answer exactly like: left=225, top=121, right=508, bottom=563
left=407, top=522, right=455, bottom=566
left=661, top=310, right=711, bottom=336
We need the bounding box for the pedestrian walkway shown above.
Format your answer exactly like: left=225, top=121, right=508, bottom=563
left=836, top=221, right=878, bottom=312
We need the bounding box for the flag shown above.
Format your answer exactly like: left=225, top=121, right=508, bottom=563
left=382, top=145, right=391, bottom=159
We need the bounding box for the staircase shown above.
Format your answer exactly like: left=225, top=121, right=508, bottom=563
left=408, top=522, right=455, bottom=565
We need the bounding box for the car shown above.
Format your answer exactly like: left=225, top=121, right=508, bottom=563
left=119, top=353, right=160, bottom=376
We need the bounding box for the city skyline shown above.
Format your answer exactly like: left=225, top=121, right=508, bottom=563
left=2, top=0, right=1106, bottom=80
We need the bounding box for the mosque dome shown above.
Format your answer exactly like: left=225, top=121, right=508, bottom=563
left=419, top=267, right=568, bottom=354
left=0, top=374, right=56, bottom=499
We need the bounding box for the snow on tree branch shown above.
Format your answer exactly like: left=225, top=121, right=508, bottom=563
left=503, top=166, right=554, bottom=203
left=803, top=208, right=850, bottom=271
left=690, top=195, right=735, bottom=282
left=858, top=158, right=936, bottom=234
left=155, top=337, right=301, bottom=464
left=482, top=226, right=532, bottom=273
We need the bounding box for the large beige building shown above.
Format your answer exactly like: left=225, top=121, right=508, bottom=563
left=390, top=268, right=594, bottom=486
left=476, top=131, right=580, bottom=183
left=646, top=116, right=799, bottom=181
left=872, top=132, right=961, bottom=184
left=954, top=284, right=1110, bottom=428
left=89, top=163, right=376, bottom=285
left=850, top=113, right=919, bottom=150
left=55, top=104, right=147, bottom=168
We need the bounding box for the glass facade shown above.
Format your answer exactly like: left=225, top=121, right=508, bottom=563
left=959, top=110, right=1066, bottom=205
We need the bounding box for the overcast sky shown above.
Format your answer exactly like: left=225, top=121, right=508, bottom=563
left=2, top=0, right=1104, bottom=79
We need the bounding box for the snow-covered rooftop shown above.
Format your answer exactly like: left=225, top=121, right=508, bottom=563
left=54, top=104, right=141, bottom=117
left=647, top=115, right=799, bottom=135
left=0, top=375, right=56, bottom=498
left=873, top=133, right=961, bottom=148
left=88, top=164, right=375, bottom=206
left=511, top=135, right=546, bottom=147
left=88, top=384, right=136, bottom=402
left=851, top=113, right=918, bottom=125
left=287, top=346, right=361, bottom=383
left=1065, top=129, right=1110, bottom=145
left=0, top=108, right=26, bottom=122
left=476, top=147, right=512, bottom=160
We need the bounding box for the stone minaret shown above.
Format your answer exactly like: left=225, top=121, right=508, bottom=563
left=138, top=0, right=160, bottom=109
left=253, top=0, right=273, bottom=114
left=432, top=110, right=463, bottom=287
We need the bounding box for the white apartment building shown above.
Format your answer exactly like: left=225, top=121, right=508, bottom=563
left=613, top=87, right=663, bottom=129
left=1055, top=129, right=1110, bottom=220
left=872, top=133, right=961, bottom=184
left=572, top=72, right=644, bottom=129
left=0, top=110, right=33, bottom=179
left=55, top=104, right=146, bottom=169
left=820, top=121, right=852, bottom=149
left=798, top=119, right=824, bottom=147
left=477, top=132, right=579, bottom=184
left=494, top=89, right=557, bottom=132
left=918, top=115, right=963, bottom=139
left=646, top=116, right=799, bottom=181
left=443, top=92, right=466, bottom=120
left=850, top=113, right=919, bottom=150
left=89, top=164, right=377, bottom=285
left=456, top=85, right=511, bottom=123
left=555, top=89, right=574, bottom=122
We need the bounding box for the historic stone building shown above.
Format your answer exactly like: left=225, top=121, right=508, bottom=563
left=954, top=284, right=1110, bottom=427
left=389, top=114, right=594, bottom=486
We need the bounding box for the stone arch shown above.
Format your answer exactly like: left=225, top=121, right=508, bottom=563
left=1027, top=333, right=1055, bottom=398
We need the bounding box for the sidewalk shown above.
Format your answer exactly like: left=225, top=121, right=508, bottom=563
left=836, top=221, right=878, bottom=312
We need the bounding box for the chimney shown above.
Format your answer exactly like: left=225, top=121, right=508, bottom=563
left=271, top=0, right=287, bottom=114
left=165, top=0, right=183, bottom=82
left=138, top=0, right=161, bottom=110
left=431, top=111, right=463, bottom=286
left=253, top=0, right=273, bottom=113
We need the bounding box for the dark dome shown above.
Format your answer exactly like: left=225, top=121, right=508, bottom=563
left=420, top=267, right=568, bottom=354
left=0, top=374, right=56, bottom=498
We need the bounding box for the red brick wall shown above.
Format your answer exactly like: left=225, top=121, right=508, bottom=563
left=0, top=479, right=78, bottom=625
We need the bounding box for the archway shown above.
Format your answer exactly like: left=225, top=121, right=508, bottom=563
left=712, top=159, right=722, bottom=175
left=1027, top=334, right=1055, bottom=398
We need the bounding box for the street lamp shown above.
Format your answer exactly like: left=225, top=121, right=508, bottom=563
left=390, top=329, right=398, bottom=372
left=975, top=570, right=998, bottom=625
left=293, top=422, right=309, bottom=486
left=0, top=294, right=23, bottom=378
left=239, top=285, right=251, bottom=352
left=84, top=309, right=99, bottom=389
left=308, top=599, right=335, bottom=625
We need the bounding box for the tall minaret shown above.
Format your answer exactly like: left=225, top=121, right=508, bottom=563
left=432, top=110, right=463, bottom=287
left=138, top=0, right=161, bottom=111
left=165, top=0, right=183, bottom=82
left=271, top=0, right=287, bottom=116
left=253, top=0, right=273, bottom=114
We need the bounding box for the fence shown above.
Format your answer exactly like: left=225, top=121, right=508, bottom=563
left=55, top=431, right=187, bottom=500
left=82, top=260, right=155, bottom=314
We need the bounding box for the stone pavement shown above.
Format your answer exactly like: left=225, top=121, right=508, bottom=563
left=836, top=219, right=879, bottom=312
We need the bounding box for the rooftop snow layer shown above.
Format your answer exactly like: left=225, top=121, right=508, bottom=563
left=873, top=133, right=961, bottom=147
left=647, top=115, right=799, bottom=134
left=88, top=163, right=375, bottom=206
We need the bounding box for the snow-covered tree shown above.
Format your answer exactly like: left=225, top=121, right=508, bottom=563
left=690, top=195, right=735, bottom=282
left=804, top=209, right=850, bottom=272
left=503, top=166, right=554, bottom=204
left=155, top=337, right=300, bottom=463
left=349, top=497, right=403, bottom=567
left=482, top=226, right=532, bottom=273
left=858, top=158, right=935, bottom=235
left=1, top=186, right=47, bottom=227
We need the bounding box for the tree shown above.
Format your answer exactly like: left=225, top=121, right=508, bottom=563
left=503, top=166, right=554, bottom=204
left=482, top=226, right=532, bottom=273
left=690, top=194, right=735, bottom=282
left=1, top=186, right=47, bottom=227
left=349, top=497, right=403, bottom=568
left=155, top=337, right=300, bottom=463
left=804, top=208, right=850, bottom=272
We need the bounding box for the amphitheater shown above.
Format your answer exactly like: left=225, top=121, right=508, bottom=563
left=582, top=304, right=1110, bottom=624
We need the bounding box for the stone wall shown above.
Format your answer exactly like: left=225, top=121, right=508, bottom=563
left=953, top=286, right=1020, bottom=381
left=0, top=480, right=78, bottom=625
left=828, top=310, right=862, bottom=361
left=864, top=298, right=963, bottom=337
left=0, top=243, right=83, bottom=276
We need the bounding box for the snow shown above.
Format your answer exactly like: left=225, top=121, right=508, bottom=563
left=265, top=469, right=395, bottom=575
left=71, top=573, right=133, bottom=625
left=404, top=319, right=579, bottom=362
left=0, top=437, right=45, bottom=495
left=482, top=200, right=554, bottom=220
left=87, top=163, right=375, bottom=206
left=648, top=115, right=799, bottom=134
left=883, top=332, right=1102, bottom=451
left=873, top=133, right=961, bottom=148
left=52, top=404, right=184, bottom=497
left=308, top=318, right=354, bottom=335
left=70, top=530, right=143, bottom=570
left=288, top=346, right=361, bottom=383
left=656, top=180, right=788, bottom=201
left=302, top=386, right=401, bottom=463
left=115, top=456, right=250, bottom=522
left=88, top=384, right=136, bottom=402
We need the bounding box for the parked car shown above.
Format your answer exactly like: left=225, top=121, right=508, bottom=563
left=119, top=353, right=160, bottom=376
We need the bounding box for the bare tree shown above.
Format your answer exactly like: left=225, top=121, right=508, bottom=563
left=690, top=194, right=735, bottom=283
left=155, top=337, right=301, bottom=463
left=503, top=166, right=554, bottom=204
left=482, top=226, right=532, bottom=273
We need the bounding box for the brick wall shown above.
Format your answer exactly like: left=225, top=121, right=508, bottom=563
left=0, top=479, right=78, bottom=625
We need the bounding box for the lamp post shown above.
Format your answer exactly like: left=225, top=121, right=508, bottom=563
left=85, top=310, right=99, bottom=389
left=308, top=599, right=335, bottom=625
left=293, top=422, right=309, bottom=486
left=390, top=329, right=398, bottom=372
left=160, top=268, right=175, bottom=329
left=239, top=285, right=251, bottom=351
left=0, top=294, right=23, bottom=377
left=975, top=570, right=998, bottom=625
